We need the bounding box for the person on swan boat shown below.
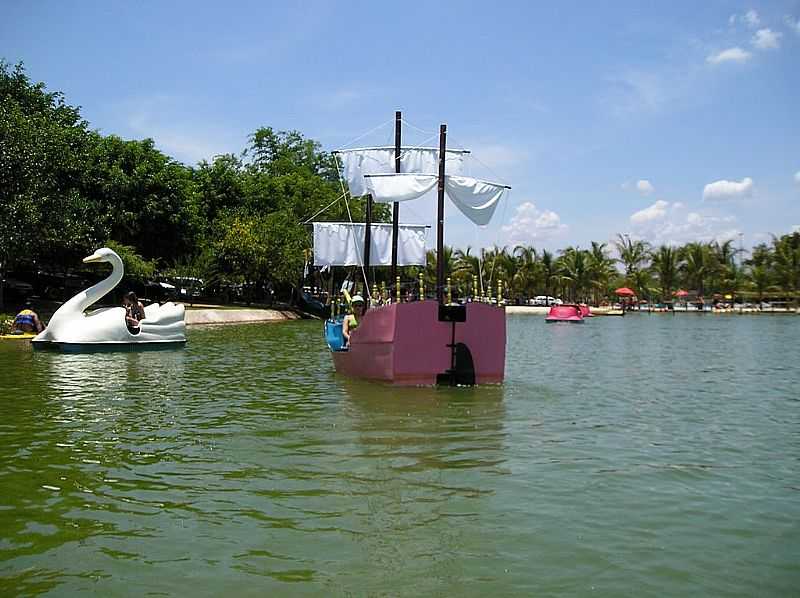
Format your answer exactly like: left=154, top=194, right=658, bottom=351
left=342, top=295, right=365, bottom=347
left=123, top=291, right=146, bottom=333
left=13, top=301, right=44, bottom=334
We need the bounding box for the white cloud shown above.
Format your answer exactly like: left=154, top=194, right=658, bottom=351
left=752, top=28, right=782, bottom=49
left=501, top=201, right=567, bottom=246
left=744, top=9, right=760, bottom=28
left=786, top=16, right=800, bottom=35
left=630, top=199, right=669, bottom=225
left=792, top=225, right=800, bottom=233
left=794, top=171, right=800, bottom=183
left=636, top=179, right=655, bottom=195
left=707, top=47, right=752, bottom=65
left=629, top=201, right=740, bottom=245
left=703, top=177, right=754, bottom=201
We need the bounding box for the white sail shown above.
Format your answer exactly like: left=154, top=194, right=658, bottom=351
left=336, top=147, right=466, bottom=196
left=364, top=174, right=508, bottom=226
left=313, top=222, right=427, bottom=267
left=444, top=175, right=506, bottom=226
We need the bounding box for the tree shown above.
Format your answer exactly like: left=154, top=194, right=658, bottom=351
left=772, top=233, right=800, bottom=305
left=83, top=135, right=201, bottom=262
left=651, top=245, right=680, bottom=302
left=540, top=250, right=557, bottom=305
left=558, top=246, right=590, bottom=302
left=513, top=245, right=540, bottom=300
left=615, top=234, right=650, bottom=281
left=0, top=61, right=97, bottom=307
left=681, top=242, right=710, bottom=297
left=586, top=241, right=615, bottom=304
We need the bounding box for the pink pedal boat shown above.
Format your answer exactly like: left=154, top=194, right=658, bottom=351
left=578, top=304, right=594, bottom=318
left=545, top=304, right=585, bottom=323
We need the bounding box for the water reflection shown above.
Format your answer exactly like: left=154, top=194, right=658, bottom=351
left=331, top=380, right=509, bottom=594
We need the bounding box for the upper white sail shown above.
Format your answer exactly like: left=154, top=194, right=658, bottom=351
left=313, top=222, right=427, bottom=267
left=363, top=173, right=508, bottom=226
left=336, top=147, right=466, bottom=196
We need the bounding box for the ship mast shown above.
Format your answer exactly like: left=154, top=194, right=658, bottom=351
left=436, top=123, right=447, bottom=304
left=390, top=111, right=401, bottom=292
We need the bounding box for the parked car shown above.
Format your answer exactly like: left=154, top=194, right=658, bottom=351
left=530, top=295, right=562, bottom=306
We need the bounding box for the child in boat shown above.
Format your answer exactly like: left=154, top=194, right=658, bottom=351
left=342, top=295, right=365, bottom=347
left=123, top=292, right=146, bottom=332
left=13, top=301, right=44, bottom=333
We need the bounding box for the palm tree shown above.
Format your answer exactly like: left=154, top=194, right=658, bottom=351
left=650, top=245, right=680, bottom=302
left=586, top=241, right=615, bottom=304
left=680, top=242, right=710, bottom=297
left=540, top=249, right=556, bottom=305
left=558, top=247, right=591, bottom=302
left=513, top=245, right=539, bottom=300
left=615, top=234, right=650, bottom=281
left=631, top=268, right=653, bottom=308
left=748, top=264, right=772, bottom=304
left=772, top=233, right=800, bottom=305
left=453, top=246, right=482, bottom=294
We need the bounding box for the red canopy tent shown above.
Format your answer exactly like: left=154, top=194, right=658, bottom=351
left=674, top=289, right=689, bottom=297
left=615, top=287, right=635, bottom=297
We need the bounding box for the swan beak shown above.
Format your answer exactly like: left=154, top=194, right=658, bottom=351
left=83, top=253, right=103, bottom=263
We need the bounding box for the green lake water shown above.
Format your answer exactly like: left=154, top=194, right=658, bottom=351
left=1, top=314, right=798, bottom=596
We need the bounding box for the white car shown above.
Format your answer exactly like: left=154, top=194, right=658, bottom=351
left=530, top=295, right=562, bottom=306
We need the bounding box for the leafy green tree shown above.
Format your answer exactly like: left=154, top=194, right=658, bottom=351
left=651, top=245, right=680, bottom=302
left=586, top=241, right=615, bottom=304
left=680, top=242, right=711, bottom=297
left=540, top=250, right=557, bottom=305
left=614, top=234, right=650, bottom=282
left=83, top=135, right=201, bottom=262
left=557, top=246, right=590, bottom=302
left=0, top=61, right=97, bottom=306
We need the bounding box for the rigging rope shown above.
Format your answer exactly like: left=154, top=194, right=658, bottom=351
left=337, top=118, right=394, bottom=150
left=332, top=152, right=371, bottom=299
left=301, top=191, right=347, bottom=224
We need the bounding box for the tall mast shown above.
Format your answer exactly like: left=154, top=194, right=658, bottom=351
left=390, top=111, right=401, bottom=293
left=436, top=124, right=447, bottom=304
left=363, top=193, right=372, bottom=302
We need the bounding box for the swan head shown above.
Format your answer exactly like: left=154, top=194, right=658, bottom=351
left=83, top=247, right=120, bottom=264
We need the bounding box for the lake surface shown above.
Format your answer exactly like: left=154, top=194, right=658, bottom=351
left=1, top=314, right=798, bottom=596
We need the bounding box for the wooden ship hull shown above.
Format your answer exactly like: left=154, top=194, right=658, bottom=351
left=330, top=301, right=505, bottom=386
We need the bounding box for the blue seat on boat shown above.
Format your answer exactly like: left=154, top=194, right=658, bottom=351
left=324, top=318, right=347, bottom=351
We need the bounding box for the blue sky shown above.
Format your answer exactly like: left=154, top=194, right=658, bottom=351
left=3, top=1, right=799, bottom=251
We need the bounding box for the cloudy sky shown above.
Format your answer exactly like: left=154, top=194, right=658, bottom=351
left=3, top=1, right=799, bottom=251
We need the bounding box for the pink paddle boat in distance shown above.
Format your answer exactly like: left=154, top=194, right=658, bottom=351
left=545, top=304, right=584, bottom=323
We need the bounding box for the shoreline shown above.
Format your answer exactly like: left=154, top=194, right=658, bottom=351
left=185, top=307, right=301, bottom=326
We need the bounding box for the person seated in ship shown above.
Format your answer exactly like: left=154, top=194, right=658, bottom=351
left=13, top=301, right=44, bottom=334
left=342, top=295, right=365, bottom=347
left=123, top=291, right=146, bottom=333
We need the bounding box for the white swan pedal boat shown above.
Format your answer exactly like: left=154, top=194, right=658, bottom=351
left=32, top=247, right=186, bottom=352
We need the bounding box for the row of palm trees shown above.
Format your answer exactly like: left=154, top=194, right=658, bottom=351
left=409, top=231, right=800, bottom=305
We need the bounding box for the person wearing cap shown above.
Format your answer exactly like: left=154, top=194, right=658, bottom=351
left=13, top=301, right=44, bottom=334
left=342, top=294, right=365, bottom=347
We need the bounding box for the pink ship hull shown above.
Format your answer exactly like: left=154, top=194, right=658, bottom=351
left=545, top=304, right=584, bottom=323
left=331, top=301, right=506, bottom=386
left=578, top=304, right=594, bottom=317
